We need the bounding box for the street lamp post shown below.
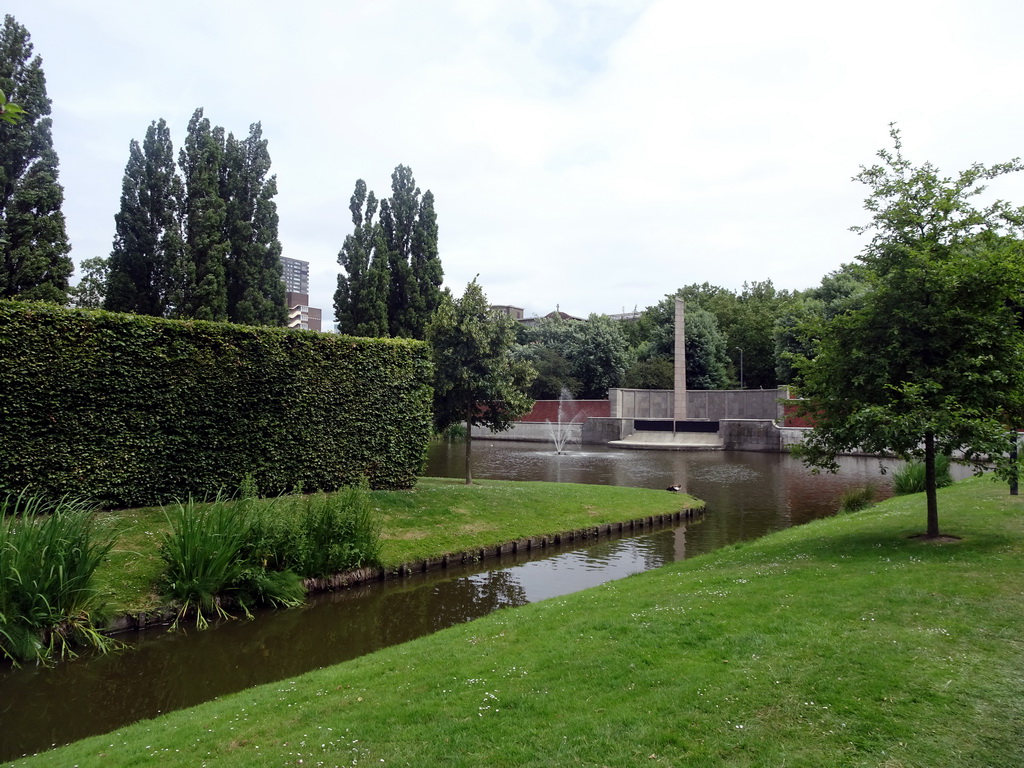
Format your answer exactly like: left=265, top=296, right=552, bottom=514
left=735, top=347, right=744, bottom=389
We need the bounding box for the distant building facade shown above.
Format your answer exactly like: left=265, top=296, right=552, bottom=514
left=281, top=257, right=322, bottom=331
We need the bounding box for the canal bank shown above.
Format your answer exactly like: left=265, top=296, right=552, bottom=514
left=11, top=475, right=1023, bottom=768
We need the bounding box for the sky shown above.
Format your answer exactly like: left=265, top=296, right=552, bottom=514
left=7, top=0, right=1024, bottom=326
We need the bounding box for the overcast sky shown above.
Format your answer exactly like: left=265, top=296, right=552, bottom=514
left=7, top=0, right=1024, bottom=326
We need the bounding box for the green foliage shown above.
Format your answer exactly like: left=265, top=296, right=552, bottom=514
left=520, top=314, right=633, bottom=399
left=246, top=486, right=381, bottom=578
left=334, top=165, right=443, bottom=339
left=160, top=488, right=382, bottom=628
left=68, top=255, right=109, bottom=309
left=892, top=455, right=953, bottom=496
left=0, top=491, right=115, bottom=665
left=105, top=119, right=184, bottom=316
left=0, top=300, right=434, bottom=507
left=838, top=483, right=876, bottom=513
left=427, top=279, right=535, bottom=483
left=159, top=497, right=255, bottom=629
left=0, top=15, right=72, bottom=304
left=622, top=356, right=674, bottom=390
left=0, top=87, right=24, bottom=124
left=794, top=126, right=1024, bottom=536
left=335, top=180, right=389, bottom=336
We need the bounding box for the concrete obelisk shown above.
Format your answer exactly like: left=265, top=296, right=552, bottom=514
left=674, top=298, right=686, bottom=420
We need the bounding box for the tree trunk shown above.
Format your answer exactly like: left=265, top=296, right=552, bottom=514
left=924, top=430, right=940, bottom=538
left=464, top=413, right=473, bottom=485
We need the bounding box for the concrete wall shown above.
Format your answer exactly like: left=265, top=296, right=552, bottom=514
left=610, top=388, right=789, bottom=421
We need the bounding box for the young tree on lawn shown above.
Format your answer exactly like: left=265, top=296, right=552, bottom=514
left=793, top=126, right=1024, bottom=538
left=0, top=15, right=72, bottom=304
left=427, top=279, right=535, bottom=484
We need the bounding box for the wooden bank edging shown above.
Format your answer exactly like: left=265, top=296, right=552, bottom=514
left=303, top=503, right=706, bottom=590
left=106, top=503, right=705, bottom=633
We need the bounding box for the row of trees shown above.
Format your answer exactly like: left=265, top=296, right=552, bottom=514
left=333, top=165, right=444, bottom=339
left=103, top=111, right=287, bottom=324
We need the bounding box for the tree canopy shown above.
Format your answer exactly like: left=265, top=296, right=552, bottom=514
left=104, top=110, right=286, bottom=324
left=0, top=15, right=72, bottom=304
left=334, top=165, right=443, bottom=339
left=793, top=126, right=1024, bottom=537
left=427, top=279, right=535, bottom=484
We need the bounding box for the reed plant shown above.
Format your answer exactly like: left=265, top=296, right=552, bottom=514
left=0, top=492, right=114, bottom=665
left=158, top=496, right=305, bottom=629
left=892, top=454, right=953, bottom=495
left=246, top=485, right=382, bottom=578
left=838, top=483, right=876, bottom=512
left=159, top=487, right=382, bottom=628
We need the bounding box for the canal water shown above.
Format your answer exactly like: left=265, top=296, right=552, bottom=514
left=1, top=444, right=898, bottom=760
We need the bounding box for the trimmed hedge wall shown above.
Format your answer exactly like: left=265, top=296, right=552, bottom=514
left=0, top=301, right=433, bottom=507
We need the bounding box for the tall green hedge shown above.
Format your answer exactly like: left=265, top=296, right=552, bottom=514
left=0, top=301, right=433, bottom=507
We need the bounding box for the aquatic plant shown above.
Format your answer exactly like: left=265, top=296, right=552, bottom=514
left=838, top=483, right=876, bottom=513
left=0, top=491, right=115, bottom=665
left=892, top=455, right=953, bottom=496
left=246, top=485, right=382, bottom=578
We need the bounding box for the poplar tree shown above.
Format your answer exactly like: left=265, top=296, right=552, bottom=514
left=221, top=123, right=286, bottom=326
left=177, top=109, right=228, bottom=321
left=380, top=165, right=443, bottom=338
left=334, top=179, right=388, bottom=336
left=335, top=164, right=443, bottom=339
left=105, top=119, right=183, bottom=316
left=0, top=15, right=72, bottom=304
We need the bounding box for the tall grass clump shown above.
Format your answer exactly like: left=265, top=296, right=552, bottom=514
left=0, top=491, right=115, bottom=665
left=160, top=485, right=382, bottom=628
left=838, top=483, right=876, bottom=512
left=159, top=496, right=303, bottom=629
left=247, top=485, right=382, bottom=579
left=892, top=454, right=953, bottom=495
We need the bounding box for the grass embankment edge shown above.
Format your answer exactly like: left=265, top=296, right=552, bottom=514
left=94, top=477, right=704, bottom=623
left=17, top=474, right=1024, bottom=767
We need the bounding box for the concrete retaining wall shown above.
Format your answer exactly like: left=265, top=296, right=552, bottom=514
left=610, top=388, right=789, bottom=421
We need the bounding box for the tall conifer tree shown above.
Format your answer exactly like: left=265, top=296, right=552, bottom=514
left=105, top=119, right=183, bottom=316
left=0, top=15, right=72, bottom=304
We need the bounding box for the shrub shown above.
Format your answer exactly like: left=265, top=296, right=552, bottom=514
left=892, top=455, right=953, bottom=495
left=0, top=492, right=114, bottom=665
left=160, top=486, right=382, bottom=628
left=838, top=484, right=876, bottom=513
left=246, top=486, right=382, bottom=579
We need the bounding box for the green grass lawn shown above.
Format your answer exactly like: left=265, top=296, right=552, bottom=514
left=17, top=474, right=1024, bottom=767
left=91, top=478, right=702, bottom=615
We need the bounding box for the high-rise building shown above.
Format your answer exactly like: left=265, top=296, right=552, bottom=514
left=280, top=257, right=322, bottom=331
left=281, top=256, right=309, bottom=294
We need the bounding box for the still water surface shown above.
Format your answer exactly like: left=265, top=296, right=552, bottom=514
left=1, top=443, right=895, bottom=760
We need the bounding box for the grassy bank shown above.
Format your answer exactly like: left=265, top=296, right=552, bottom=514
left=92, top=478, right=702, bottom=615
left=14, top=475, right=1023, bottom=767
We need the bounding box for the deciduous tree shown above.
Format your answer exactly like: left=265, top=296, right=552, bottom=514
left=0, top=15, right=72, bottom=304
left=427, top=279, right=535, bottom=484
left=794, top=126, right=1024, bottom=537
